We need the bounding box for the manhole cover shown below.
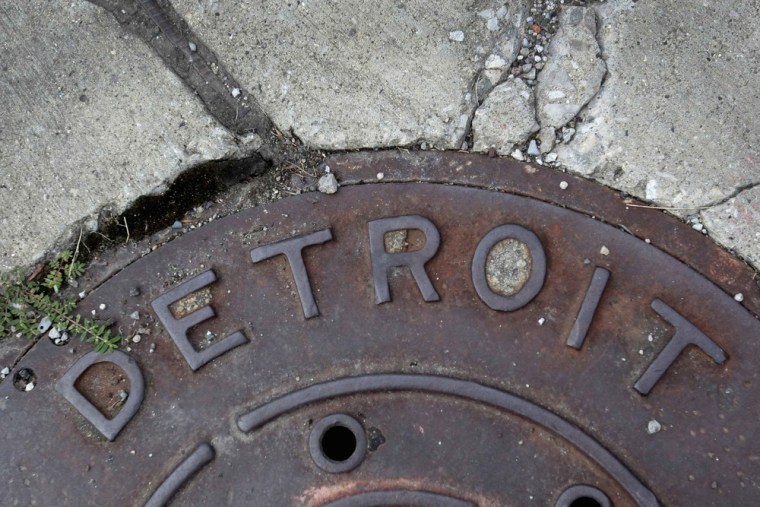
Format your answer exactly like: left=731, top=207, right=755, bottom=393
left=2, top=152, right=759, bottom=506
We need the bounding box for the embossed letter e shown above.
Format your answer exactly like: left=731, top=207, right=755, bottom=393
left=151, top=270, right=248, bottom=371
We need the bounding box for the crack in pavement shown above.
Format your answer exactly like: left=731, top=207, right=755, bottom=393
left=88, top=0, right=273, bottom=138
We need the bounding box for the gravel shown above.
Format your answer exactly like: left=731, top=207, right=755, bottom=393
left=318, top=173, right=339, bottom=194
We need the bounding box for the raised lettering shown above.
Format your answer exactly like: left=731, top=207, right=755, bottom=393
left=250, top=228, right=333, bottom=318
left=55, top=350, right=144, bottom=441
left=471, top=225, right=546, bottom=312
left=368, top=215, right=440, bottom=304
left=566, top=267, right=610, bottom=350
left=145, top=443, right=215, bottom=507
left=151, top=270, right=248, bottom=371
left=634, top=299, right=727, bottom=395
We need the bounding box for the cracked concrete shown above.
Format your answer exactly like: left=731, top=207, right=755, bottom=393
left=0, top=0, right=259, bottom=271
left=552, top=0, right=760, bottom=267
left=472, top=78, right=538, bottom=154
left=171, top=0, right=530, bottom=150
left=554, top=1, right=760, bottom=232
left=1, top=0, right=759, bottom=274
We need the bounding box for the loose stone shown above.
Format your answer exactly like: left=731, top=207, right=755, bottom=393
left=600, top=245, right=610, bottom=256
left=647, top=419, right=662, bottom=434
left=511, top=149, right=525, bottom=161
left=231, top=88, right=241, bottom=98
left=527, top=139, right=540, bottom=156
left=734, top=293, right=744, bottom=302
left=38, top=317, right=52, bottom=334
left=48, top=328, right=61, bottom=339
left=318, top=173, right=339, bottom=194
left=559, top=180, right=568, bottom=190
left=448, top=30, right=465, bottom=42
left=130, top=311, right=140, bottom=320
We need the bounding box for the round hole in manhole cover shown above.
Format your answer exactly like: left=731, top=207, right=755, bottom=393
left=1, top=152, right=759, bottom=506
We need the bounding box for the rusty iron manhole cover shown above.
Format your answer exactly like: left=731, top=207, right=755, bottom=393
left=2, top=152, right=759, bottom=506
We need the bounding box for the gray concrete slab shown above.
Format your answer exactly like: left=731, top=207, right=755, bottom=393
left=554, top=0, right=760, bottom=266
left=0, top=0, right=258, bottom=271
left=0, top=0, right=758, bottom=275
left=171, top=0, right=531, bottom=150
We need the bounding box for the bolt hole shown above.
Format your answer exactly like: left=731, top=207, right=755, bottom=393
left=13, top=368, right=37, bottom=392
left=309, top=414, right=367, bottom=473
left=569, top=498, right=603, bottom=507
left=321, top=424, right=357, bottom=462
left=555, top=485, right=611, bottom=507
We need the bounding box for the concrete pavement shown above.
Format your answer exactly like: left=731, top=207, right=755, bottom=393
left=1, top=0, right=759, bottom=273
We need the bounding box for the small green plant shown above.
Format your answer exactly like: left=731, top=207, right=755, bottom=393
left=0, top=251, right=122, bottom=353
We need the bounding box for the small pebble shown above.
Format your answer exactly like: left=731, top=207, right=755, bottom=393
left=692, top=223, right=704, bottom=231
left=38, top=317, right=52, bottom=334
left=376, top=172, right=384, bottom=180
left=538, top=317, right=545, bottom=326
left=648, top=334, right=654, bottom=342
left=448, top=30, right=465, bottom=42
left=99, top=303, right=106, bottom=310
left=48, top=328, right=61, bottom=340
left=600, top=245, right=610, bottom=256
left=172, top=221, right=183, bottom=229
left=24, top=382, right=35, bottom=392
left=559, top=181, right=568, bottom=190
left=132, top=334, right=142, bottom=344
left=734, top=293, right=744, bottom=302
left=535, top=44, right=544, bottom=53
left=130, top=311, right=140, bottom=320
left=318, top=173, right=339, bottom=194
left=117, top=390, right=129, bottom=402
left=510, top=149, right=524, bottom=161
left=149, top=343, right=156, bottom=353
left=78, top=291, right=86, bottom=299
left=231, top=87, right=241, bottom=98
left=129, top=287, right=141, bottom=297
left=188, top=41, right=197, bottom=52
left=527, top=139, right=540, bottom=156
left=1, top=367, right=10, bottom=378
left=647, top=419, right=662, bottom=434
left=645, top=238, right=651, bottom=244
left=545, top=153, right=558, bottom=163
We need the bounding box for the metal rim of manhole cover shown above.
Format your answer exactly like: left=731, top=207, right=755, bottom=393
left=2, top=152, right=759, bottom=507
